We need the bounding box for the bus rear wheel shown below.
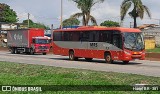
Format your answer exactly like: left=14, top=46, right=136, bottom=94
left=105, top=53, right=113, bottom=63
left=69, top=51, right=78, bottom=61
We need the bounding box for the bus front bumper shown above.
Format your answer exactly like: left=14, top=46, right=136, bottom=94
left=123, top=52, right=145, bottom=61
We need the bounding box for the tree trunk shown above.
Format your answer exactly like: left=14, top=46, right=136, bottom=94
left=86, top=13, right=90, bottom=26
left=82, top=15, right=86, bottom=26
left=133, top=17, right=137, bottom=28
left=133, top=5, right=137, bottom=28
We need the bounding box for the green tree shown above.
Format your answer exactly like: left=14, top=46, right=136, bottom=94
left=22, top=19, right=50, bottom=29
left=70, top=0, right=104, bottom=26
left=120, top=0, right=151, bottom=28
left=63, top=18, right=80, bottom=27
left=0, top=3, right=18, bottom=23
left=22, top=19, right=34, bottom=25
left=100, top=20, right=120, bottom=27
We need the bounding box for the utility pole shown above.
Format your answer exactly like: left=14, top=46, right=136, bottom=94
left=130, top=22, right=133, bottom=28
left=51, top=24, right=53, bottom=42
left=60, top=0, right=63, bottom=29
left=120, top=21, right=123, bottom=27
left=28, top=13, right=30, bottom=28
left=130, top=22, right=132, bottom=28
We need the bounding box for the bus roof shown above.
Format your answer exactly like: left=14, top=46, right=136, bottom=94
left=54, top=26, right=141, bottom=33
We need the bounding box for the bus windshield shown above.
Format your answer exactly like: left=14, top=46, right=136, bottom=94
left=123, top=32, right=144, bottom=51
left=35, top=39, right=49, bottom=44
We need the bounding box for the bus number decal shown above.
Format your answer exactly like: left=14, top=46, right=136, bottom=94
left=90, top=43, right=98, bottom=47
left=106, top=47, right=109, bottom=50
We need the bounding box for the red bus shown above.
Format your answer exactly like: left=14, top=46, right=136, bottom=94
left=52, top=26, right=145, bottom=63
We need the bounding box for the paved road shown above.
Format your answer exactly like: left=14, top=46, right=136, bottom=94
left=0, top=51, right=160, bottom=77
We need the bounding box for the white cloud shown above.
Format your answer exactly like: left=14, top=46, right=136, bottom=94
left=1, top=0, right=160, bottom=28
left=91, top=1, right=120, bottom=24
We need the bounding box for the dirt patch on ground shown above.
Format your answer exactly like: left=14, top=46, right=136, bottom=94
left=145, top=53, right=160, bottom=61
left=0, top=47, right=8, bottom=51
left=0, top=47, right=159, bottom=61
left=145, top=58, right=160, bottom=61
left=146, top=53, right=160, bottom=58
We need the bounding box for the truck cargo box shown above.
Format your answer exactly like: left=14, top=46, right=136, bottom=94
left=7, top=28, right=44, bottom=48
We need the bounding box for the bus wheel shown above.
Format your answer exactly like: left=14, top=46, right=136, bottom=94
left=123, top=61, right=129, bottom=64
left=85, top=58, right=93, bottom=61
left=43, top=53, right=47, bottom=55
left=105, top=53, right=113, bottom=63
left=69, top=51, right=78, bottom=61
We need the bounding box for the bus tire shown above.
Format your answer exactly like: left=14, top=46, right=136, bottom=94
left=123, top=61, right=129, bottom=64
left=85, top=58, right=93, bottom=61
left=43, top=53, right=47, bottom=55
left=104, top=53, right=113, bottom=63
left=69, top=51, right=78, bottom=61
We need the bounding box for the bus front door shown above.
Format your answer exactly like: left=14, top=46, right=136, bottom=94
left=112, top=34, right=123, bottom=60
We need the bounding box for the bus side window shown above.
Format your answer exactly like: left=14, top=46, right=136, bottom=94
left=100, top=31, right=111, bottom=43
left=80, top=32, right=89, bottom=41
left=113, top=34, right=122, bottom=49
left=64, top=32, right=71, bottom=41
left=71, top=32, right=80, bottom=41
left=89, top=31, right=94, bottom=42
left=89, top=31, right=99, bottom=42
left=53, top=32, right=62, bottom=41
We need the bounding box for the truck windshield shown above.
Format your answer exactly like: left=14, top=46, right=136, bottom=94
left=35, top=39, right=49, bottom=44
left=123, top=32, right=144, bottom=51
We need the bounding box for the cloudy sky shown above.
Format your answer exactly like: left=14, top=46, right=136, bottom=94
left=1, top=0, right=159, bottom=28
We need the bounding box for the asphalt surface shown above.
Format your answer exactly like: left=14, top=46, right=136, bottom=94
left=0, top=51, right=160, bottom=77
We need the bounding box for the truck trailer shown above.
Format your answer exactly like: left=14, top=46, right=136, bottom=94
left=7, top=28, right=50, bottom=55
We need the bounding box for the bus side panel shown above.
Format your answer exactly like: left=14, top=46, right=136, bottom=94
left=110, top=50, right=124, bottom=60
left=53, top=46, right=83, bottom=57
left=74, top=49, right=82, bottom=57
left=80, top=50, right=104, bottom=59
left=53, top=43, right=65, bottom=55
left=53, top=42, right=105, bottom=59
left=119, top=51, right=126, bottom=61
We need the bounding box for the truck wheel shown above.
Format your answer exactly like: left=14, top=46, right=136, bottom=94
left=11, top=48, right=15, bottom=54
left=69, top=51, right=78, bottom=61
left=85, top=58, right=93, bottom=61
left=123, top=61, right=129, bottom=64
left=30, top=49, right=34, bottom=55
left=43, top=53, right=46, bottom=55
left=14, top=48, right=20, bottom=54
left=105, top=53, right=113, bottom=63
